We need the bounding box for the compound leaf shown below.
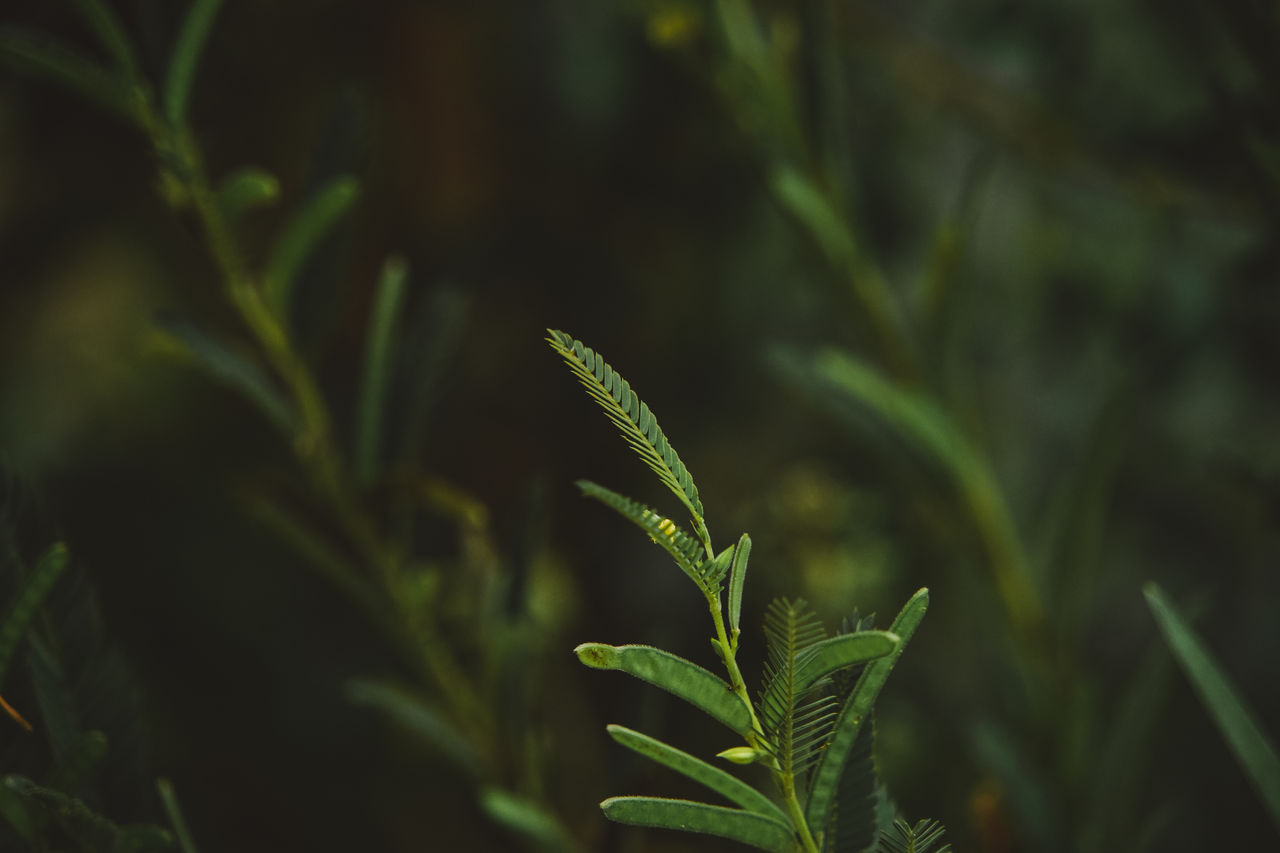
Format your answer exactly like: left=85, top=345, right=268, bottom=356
left=548, top=330, right=707, bottom=546
left=576, top=481, right=709, bottom=591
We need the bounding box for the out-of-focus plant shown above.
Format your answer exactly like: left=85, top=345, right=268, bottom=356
left=549, top=329, right=949, bottom=853
left=634, top=0, right=1279, bottom=849
left=0, top=503, right=199, bottom=853
left=1, top=3, right=580, bottom=849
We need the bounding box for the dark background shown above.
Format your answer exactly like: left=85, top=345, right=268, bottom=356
left=2, top=1, right=1279, bottom=851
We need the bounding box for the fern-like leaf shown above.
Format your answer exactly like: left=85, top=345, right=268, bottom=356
left=577, top=480, right=721, bottom=592
left=548, top=330, right=708, bottom=547
left=876, top=818, right=952, bottom=853
left=757, top=599, right=837, bottom=777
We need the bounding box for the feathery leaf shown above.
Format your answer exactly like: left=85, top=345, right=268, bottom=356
left=576, top=481, right=713, bottom=591
left=547, top=330, right=707, bottom=546
left=875, top=818, right=951, bottom=853
left=757, top=599, right=837, bottom=777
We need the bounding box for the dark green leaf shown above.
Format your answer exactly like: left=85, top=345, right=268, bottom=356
left=0, top=543, right=70, bottom=687
left=354, top=256, right=409, bottom=484
left=601, top=796, right=795, bottom=853
left=575, top=644, right=752, bottom=735
left=607, top=725, right=789, bottom=823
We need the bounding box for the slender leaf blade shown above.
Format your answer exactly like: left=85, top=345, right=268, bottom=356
left=346, top=678, right=482, bottom=778
left=1144, top=582, right=1280, bottom=833
left=792, top=631, right=899, bottom=696
left=728, top=533, right=751, bottom=637
left=575, top=644, right=752, bottom=735
left=601, top=797, right=795, bottom=853
left=70, top=0, right=140, bottom=77
left=807, top=589, right=929, bottom=831
left=264, top=175, right=361, bottom=318
left=157, top=778, right=201, bottom=853
left=480, top=788, right=580, bottom=853
left=354, top=255, right=409, bottom=484
left=607, top=725, right=789, bottom=823
left=164, top=0, right=224, bottom=126
left=156, top=315, right=296, bottom=433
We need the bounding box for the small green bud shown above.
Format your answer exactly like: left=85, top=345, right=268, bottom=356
left=717, top=746, right=763, bottom=765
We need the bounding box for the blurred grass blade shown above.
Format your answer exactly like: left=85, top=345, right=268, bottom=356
left=70, top=0, right=140, bottom=77
left=728, top=533, right=750, bottom=638
left=157, top=777, right=201, bottom=853
left=156, top=315, right=296, bottom=434
left=346, top=678, right=482, bottom=778
left=770, top=166, right=856, bottom=268
left=0, top=28, right=136, bottom=121
left=0, top=543, right=69, bottom=687
left=1144, top=582, right=1280, bottom=833
left=575, top=643, right=753, bottom=735
left=606, top=725, right=789, bottom=823
left=217, top=166, right=281, bottom=221
left=601, top=796, right=795, bottom=852
left=355, top=256, right=409, bottom=485
left=807, top=588, right=927, bottom=831
left=480, top=788, right=580, bottom=853
left=264, top=175, right=361, bottom=318
left=164, top=0, right=223, bottom=126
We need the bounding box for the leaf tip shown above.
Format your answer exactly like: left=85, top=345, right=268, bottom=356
left=575, top=642, right=619, bottom=669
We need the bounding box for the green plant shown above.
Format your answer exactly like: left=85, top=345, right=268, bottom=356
left=0, top=524, right=199, bottom=853
left=1, top=4, right=580, bottom=849
left=548, top=329, right=948, bottom=853
left=1143, top=583, right=1280, bottom=837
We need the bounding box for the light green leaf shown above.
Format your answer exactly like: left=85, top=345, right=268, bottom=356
left=0, top=543, right=69, bottom=688
left=770, top=166, right=856, bottom=268
left=575, top=644, right=752, bottom=735
left=1144, top=582, right=1280, bottom=834
left=164, top=0, right=223, bottom=127
left=547, top=330, right=707, bottom=547
left=157, top=778, right=201, bottom=853
left=700, top=542, right=737, bottom=595
left=807, top=589, right=928, bottom=831
left=606, top=725, right=789, bottom=823
left=264, top=175, right=361, bottom=318
left=728, top=533, right=751, bottom=638
left=354, top=256, right=409, bottom=484
left=603, top=796, right=794, bottom=852
left=217, top=166, right=280, bottom=221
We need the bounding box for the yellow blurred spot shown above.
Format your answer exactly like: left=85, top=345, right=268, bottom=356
left=646, top=5, right=699, bottom=48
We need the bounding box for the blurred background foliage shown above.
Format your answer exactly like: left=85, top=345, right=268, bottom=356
left=1, top=0, right=1278, bottom=851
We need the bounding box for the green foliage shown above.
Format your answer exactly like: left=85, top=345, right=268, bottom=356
left=547, top=330, right=709, bottom=550
left=553, top=331, right=947, bottom=852
left=1144, top=584, right=1280, bottom=835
